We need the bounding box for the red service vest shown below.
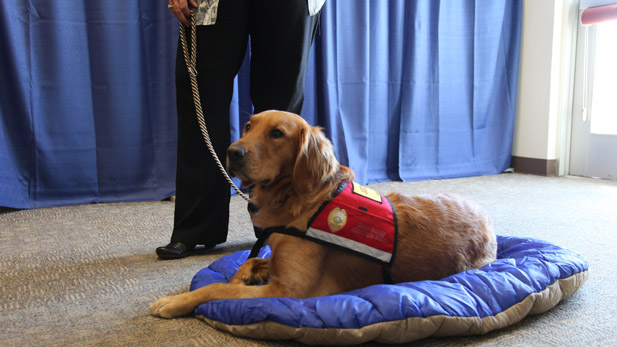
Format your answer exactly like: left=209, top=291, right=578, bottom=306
left=306, top=182, right=398, bottom=265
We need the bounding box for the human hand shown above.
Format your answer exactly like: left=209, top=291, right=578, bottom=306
left=167, top=0, right=199, bottom=27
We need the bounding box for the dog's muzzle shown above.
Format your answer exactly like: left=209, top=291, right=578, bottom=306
left=226, top=144, right=247, bottom=172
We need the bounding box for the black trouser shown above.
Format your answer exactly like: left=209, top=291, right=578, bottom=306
left=171, top=0, right=320, bottom=245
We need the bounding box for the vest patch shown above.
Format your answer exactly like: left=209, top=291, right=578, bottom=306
left=307, top=182, right=397, bottom=264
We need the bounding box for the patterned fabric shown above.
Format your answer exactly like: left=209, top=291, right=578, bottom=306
left=194, top=0, right=325, bottom=25
left=194, top=0, right=218, bottom=25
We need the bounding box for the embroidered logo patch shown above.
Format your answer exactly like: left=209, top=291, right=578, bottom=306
left=352, top=182, right=382, bottom=203
left=328, top=207, right=347, bottom=232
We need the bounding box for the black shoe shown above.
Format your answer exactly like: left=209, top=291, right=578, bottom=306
left=156, top=242, right=196, bottom=260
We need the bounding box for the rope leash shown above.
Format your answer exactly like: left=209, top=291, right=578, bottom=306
left=179, top=12, right=252, bottom=203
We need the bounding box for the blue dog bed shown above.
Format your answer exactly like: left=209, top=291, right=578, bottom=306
left=190, top=235, right=588, bottom=345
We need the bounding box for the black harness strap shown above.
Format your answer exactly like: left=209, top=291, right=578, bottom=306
left=248, top=227, right=267, bottom=259
left=248, top=226, right=279, bottom=259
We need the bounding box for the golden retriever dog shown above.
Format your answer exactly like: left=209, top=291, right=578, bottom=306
left=151, top=110, right=497, bottom=318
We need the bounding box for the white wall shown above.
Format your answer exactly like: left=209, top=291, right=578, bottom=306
left=512, top=0, right=578, bottom=175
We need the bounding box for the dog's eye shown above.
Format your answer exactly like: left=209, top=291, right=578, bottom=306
left=270, top=129, right=284, bottom=138
left=244, top=123, right=251, bottom=132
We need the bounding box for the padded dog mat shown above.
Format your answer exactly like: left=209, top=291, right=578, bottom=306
left=191, top=235, right=588, bottom=345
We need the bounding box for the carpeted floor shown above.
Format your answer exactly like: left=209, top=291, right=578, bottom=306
left=1, top=173, right=615, bottom=346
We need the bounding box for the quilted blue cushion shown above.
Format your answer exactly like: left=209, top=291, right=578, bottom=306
left=191, top=235, right=588, bottom=345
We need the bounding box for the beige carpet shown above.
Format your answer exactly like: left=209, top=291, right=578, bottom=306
left=1, top=173, right=615, bottom=346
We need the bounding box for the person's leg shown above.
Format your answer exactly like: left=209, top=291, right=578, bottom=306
left=249, top=0, right=321, bottom=114
left=159, top=0, right=250, bottom=259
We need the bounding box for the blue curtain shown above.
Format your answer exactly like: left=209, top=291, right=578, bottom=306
left=0, top=1, right=179, bottom=208
left=0, top=0, right=522, bottom=209
left=300, top=0, right=522, bottom=184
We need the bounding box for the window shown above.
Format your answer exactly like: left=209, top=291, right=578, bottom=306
left=589, top=20, right=617, bottom=135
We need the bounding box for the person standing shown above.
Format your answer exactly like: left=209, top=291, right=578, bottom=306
left=157, top=0, right=325, bottom=259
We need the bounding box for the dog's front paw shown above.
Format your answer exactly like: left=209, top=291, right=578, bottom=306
left=230, top=258, right=270, bottom=285
left=150, top=293, right=194, bottom=319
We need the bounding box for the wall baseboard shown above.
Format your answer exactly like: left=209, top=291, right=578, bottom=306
left=511, top=156, right=556, bottom=176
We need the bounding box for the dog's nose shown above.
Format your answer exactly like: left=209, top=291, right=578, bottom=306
left=227, top=144, right=247, bottom=162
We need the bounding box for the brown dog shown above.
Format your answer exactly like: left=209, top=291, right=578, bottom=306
left=151, top=110, right=497, bottom=318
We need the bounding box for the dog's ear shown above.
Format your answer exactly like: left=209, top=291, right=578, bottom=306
left=292, top=125, right=339, bottom=197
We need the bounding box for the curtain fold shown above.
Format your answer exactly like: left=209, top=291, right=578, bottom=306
left=0, top=1, right=32, bottom=208
left=0, top=0, right=522, bottom=209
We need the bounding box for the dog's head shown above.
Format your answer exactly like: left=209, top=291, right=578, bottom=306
left=226, top=110, right=340, bottom=196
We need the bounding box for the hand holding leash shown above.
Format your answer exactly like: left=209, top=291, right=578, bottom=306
left=168, top=0, right=199, bottom=27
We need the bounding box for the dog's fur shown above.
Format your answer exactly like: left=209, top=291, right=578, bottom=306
left=151, top=110, right=497, bottom=318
